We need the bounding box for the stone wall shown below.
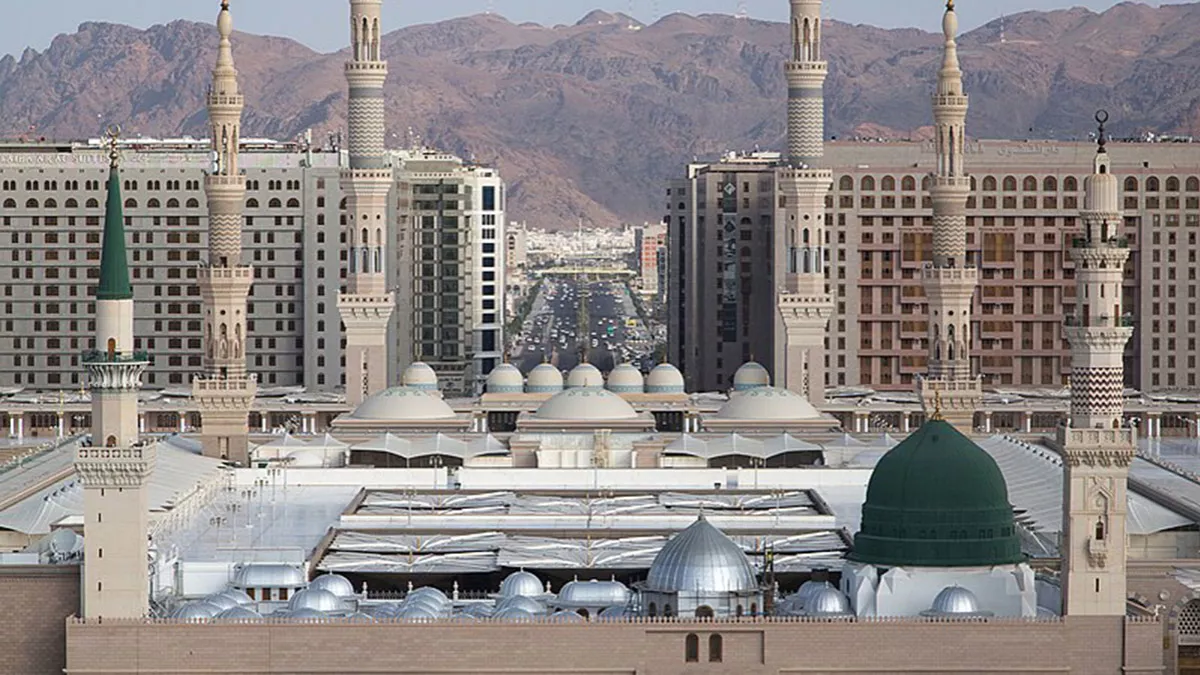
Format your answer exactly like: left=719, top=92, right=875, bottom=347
left=1, top=565, right=80, bottom=675
left=65, top=614, right=1163, bottom=674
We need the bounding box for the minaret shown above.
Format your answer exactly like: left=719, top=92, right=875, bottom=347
left=1055, top=111, right=1135, bottom=616
left=776, top=0, right=834, bottom=406
left=339, top=0, right=396, bottom=408
left=193, top=0, right=256, bottom=464
left=76, top=128, right=155, bottom=618
left=915, top=0, right=982, bottom=432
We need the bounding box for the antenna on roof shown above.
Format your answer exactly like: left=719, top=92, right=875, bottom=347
left=485, top=0, right=494, bottom=15
left=736, top=0, right=748, bottom=19
left=999, top=14, right=1007, bottom=44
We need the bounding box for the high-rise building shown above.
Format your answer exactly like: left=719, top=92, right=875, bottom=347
left=193, top=0, right=255, bottom=463
left=1054, top=111, right=1135, bottom=616
left=633, top=222, right=666, bottom=297
left=76, top=131, right=155, bottom=618
left=338, top=0, right=396, bottom=408
left=915, top=0, right=981, bottom=432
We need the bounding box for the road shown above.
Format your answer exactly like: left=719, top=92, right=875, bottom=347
left=512, top=277, right=655, bottom=376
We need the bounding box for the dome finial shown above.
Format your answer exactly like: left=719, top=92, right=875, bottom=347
left=1095, top=109, right=1109, bottom=154
left=931, top=389, right=945, bottom=421
left=105, top=125, right=121, bottom=168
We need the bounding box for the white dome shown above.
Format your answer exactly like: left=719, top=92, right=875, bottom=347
left=533, top=387, right=639, bottom=421
left=401, top=596, right=450, bottom=617
left=645, top=514, right=758, bottom=594
left=548, top=610, right=586, bottom=622
left=791, top=580, right=831, bottom=609
left=566, top=363, right=604, bottom=388
left=715, top=387, right=820, bottom=420
left=288, top=588, right=342, bottom=613
left=486, top=363, right=525, bottom=393
left=498, top=570, right=544, bottom=598
left=804, top=586, right=852, bottom=616
left=232, top=563, right=306, bottom=589
left=492, top=606, right=534, bottom=620
left=349, top=386, right=457, bottom=421
left=308, top=573, right=355, bottom=599
left=401, top=362, right=439, bottom=391
left=733, top=362, right=771, bottom=391
left=606, top=364, right=645, bottom=394
left=396, top=604, right=440, bottom=620
left=218, top=589, right=255, bottom=606
left=597, top=605, right=631, bottom=620
left=556, top=579, right=631, bottom=608
left=527, top=363, right=564, bottom=393
left=645, top=363, right=685, bottom=393
left=925, top=586, right=990, bottom=616
left=406, top=586, right=450, bottom=607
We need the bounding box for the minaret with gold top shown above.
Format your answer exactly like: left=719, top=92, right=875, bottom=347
left=776, top=0, right=834, bottom=406
left=338, top=0, right=396, bottom=407
left=1053, top=111, right=1135, bottom=616
left=76, top=128, right=156, bottom=618
left=916, top=0, right=982, bottom=432
left=193, top=0, right=256, bottom=463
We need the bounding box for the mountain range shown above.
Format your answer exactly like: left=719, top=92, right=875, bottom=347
left=2, top=3, right=1199, bottom=228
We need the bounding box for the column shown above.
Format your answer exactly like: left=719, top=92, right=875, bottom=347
left=983, top=412, right=992, bottom=434
left=1023, top=411, right=1033, bottom=434
left=902, top=414, right=911, bottom=433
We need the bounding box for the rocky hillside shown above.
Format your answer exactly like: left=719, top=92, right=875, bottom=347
left=2, top=3, right=1199, bottom=228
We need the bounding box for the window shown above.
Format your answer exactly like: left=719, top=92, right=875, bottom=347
left=708, top=635, right=723, bottom=663
left=685, top=634, right=699, bottom=663
left=482, top=185, right=497, bottom=211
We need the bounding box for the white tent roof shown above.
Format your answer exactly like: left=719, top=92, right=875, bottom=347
left=351, top=433, right=414, bottom=457
left=762, top=433, right=823, bottom=454
left=308, top=433, right=349, bottom=450
left=253, top=433, right=310, bottom=452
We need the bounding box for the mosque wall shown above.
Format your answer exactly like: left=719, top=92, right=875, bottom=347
left=0, top=565, right=80, bottom=675
left=65, top=615, right=1162, bottom=674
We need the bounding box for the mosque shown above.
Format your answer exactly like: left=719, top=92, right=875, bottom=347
left=0, top=0, right=1192, bottom=674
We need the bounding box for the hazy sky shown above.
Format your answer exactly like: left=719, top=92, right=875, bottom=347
left=3, top=0, right=1187, bottom=58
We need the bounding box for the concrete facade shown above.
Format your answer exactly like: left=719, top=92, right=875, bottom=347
left=63, top=615, right=1163, bottom=674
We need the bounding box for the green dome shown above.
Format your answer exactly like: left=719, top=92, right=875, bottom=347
left=850, top=419, right=1023, bottom=568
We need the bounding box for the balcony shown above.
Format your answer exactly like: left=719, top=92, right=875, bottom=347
left=1071, top=236, right=1128, bottom=249
left=1064, top=315, right=1135, bottom=328
left=81, top=350, right=150, bottom=364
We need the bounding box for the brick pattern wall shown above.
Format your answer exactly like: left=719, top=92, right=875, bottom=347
left=1, top=565, right=80, bottom=675
left=65, top=615, right=1162, bottom=674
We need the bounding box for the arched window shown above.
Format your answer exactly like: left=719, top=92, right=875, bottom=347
left=1002, top=176, right=1017, bottom=192
left=648, top=602, right=657, bottom=617
left=186, top=198, right=200, bottom=208
left=1166, top=177, right=1180, bottom=192
left=124, top=198, right=137, bottom=209
left=339, top=197, right=347, bottom=210
left=838, top=176, right=853, bottom=191
left=147, top=198, right=161, bottom=208
left=982, top=176, right=997, bottom=192
left=1124, top=177, right=1139, bottom=192
left=287, top=198, right=300, bottom=208
left=43, top=198, right=57, bottom=208
left=1095, top=518, right=1105, bottom=541
left=65, top=198, right=78, bottom=208
left=246, top=198, right=259, bottom=209
left=664, top=604, right=673, bottom=617
left=1023, top=176, right=1037, bottom=191
left=86, top=198, right=99, bottom=208
left=708, top=635, right=723, bottom=663
left=695, top=605, right=714, bottom=619
left=1187, top=177, right=1200, bottom=192
left=1064, top=176, right=1078, bottom=192
left=4, top=198, right=16, bottom=208
left=684, top=634, right=699, bottom=663
left=901, top=176, right=916, bottom=191
left=860, top=176, right=875, bottom=192
left=106, top=435, right=117, bottom=448
left=1146, top=176, right=1160, bottom=192
left=25, top=198, right=38, bottom=209
left=268, top=198, right=282, bottom=209
left=1042, top=176, right=1058, bottom=192
left=881, top=176, right=896, bottom=191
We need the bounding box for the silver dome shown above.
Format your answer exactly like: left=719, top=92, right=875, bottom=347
left=645, top=514, right=758, bottom=593
left=287, top=608, right=327, bottom=620
left=218, top=589, right=255, bottom=606
left=804, top=587, right=852, bottom=616
left=203, top=593, right=239, bottom=611
left=308, top=573, right=356, bottom=599
left=492, top=606, right=535, bottom=620
left=346, top=612, right=376, bottom=623
left=232, top=563, right=306, bottom=589
left=216, top=606, right=262, bottom=620
left=556, top=579, right=631, bottom=608
left=548, top=610, right=586, bottom=623
left=288, top=588, right=342, bottom=613
left=367, top=602, right=401, bottom=618
left=924, top=585, right=992, bottom=617
left=793, top=580, right=831, bottom=608
left=401, top=596, right=450, bottom=617
left=458, top=603, right=494, bottom=618
left=498, top=570, right=544, bottom=598
left=395, top=604, right=441, bottom=620
left=406, top=586, right=450, bottom=607
left=171, top=602, right=220, bottom=620
left=597, top=605, right=631, bottom=620
left=495, top=595, right=545, bottom=615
